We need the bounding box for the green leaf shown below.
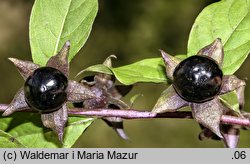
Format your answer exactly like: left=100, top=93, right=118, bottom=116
left=30, top=0, right=98, bottom=65
left=111, top=58, right=167, bottom=85
left=76, top=64, right=113, bottom=77
left=0, top=130, right=25, bottom=148
left=188, top=0, right=250, bottom=75
left=0, top=113, right=94, bottom=148
left=219, top=90, right=240, bottom=114
left=78, top=55, right=186, bottom=85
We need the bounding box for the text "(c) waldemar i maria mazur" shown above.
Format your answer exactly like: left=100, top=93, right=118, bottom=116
left=19, top=151, right=139, bottom=159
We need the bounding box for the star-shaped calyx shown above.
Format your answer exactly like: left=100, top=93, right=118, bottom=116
left=2, top=41, right=97, bottom=142
left=152, top=38, right=246, bottom=148
left=74, top=55, right=132, bottom=140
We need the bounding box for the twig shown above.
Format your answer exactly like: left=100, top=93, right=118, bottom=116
left=221, top=115, right=250, bottom=127
left=0, top=103, right=250, bottom=127
left=68, top=108, right=193, bottom=119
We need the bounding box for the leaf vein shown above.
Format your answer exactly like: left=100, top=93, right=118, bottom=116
left=53, top=0, right=72, bottom=55
left=224, top=3, right=250, bottom=46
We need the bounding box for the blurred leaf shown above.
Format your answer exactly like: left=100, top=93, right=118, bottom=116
left=219, top=90, right=240, bottom=114
left=111, top=58, right=167, bottom=85
left=0, top=130, right=25, bottom=148
left=188, top=0, right=250, bottom=75
left=30, top=0, right=98, bottom=65
left=76, top=64, right=112, bottom=77
left=0, top=113, right=94, bottom=148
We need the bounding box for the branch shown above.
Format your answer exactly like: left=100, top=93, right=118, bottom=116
left=0, top=103, right=250, bottom=127
left=68, top=108, right=193, bottom=119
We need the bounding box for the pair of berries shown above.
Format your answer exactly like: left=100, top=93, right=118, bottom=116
left=24, top=54, right=222, bottom=113
left=5, top=39, right=244, bottom=148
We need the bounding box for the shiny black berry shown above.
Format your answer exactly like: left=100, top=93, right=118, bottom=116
left=173, top=55, right=223, bottom=103
left=24, top=67, right=68, bottom=112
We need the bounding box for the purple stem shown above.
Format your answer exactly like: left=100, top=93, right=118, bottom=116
left=68, top=108, right=193, bottom=119
left=0, top=103, right=250, bottom=127
left=221, top=115, right=250, bottom=127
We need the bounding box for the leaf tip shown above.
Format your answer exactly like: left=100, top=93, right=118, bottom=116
left=61, top=41, right=71, bottom=54
left=2, top=105, right=18, bottom=116
left=57, top=131, right=65, bottom=144
left=103, top=55, right=117, bottom=67
left=159, top=50, right=181, bottom=80
left=65, top=40, right=71, bottom=47
left=8, top=57, right=17, bottom=63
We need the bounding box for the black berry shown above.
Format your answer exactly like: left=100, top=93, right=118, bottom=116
left=24, top=67, right=68, bottom=112
left=173, top=55, right=223, bottom=103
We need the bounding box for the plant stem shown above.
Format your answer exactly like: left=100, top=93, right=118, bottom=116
left=68, top=108, right=193, bottom=119
left=0, top=103, right=250, bottom=127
